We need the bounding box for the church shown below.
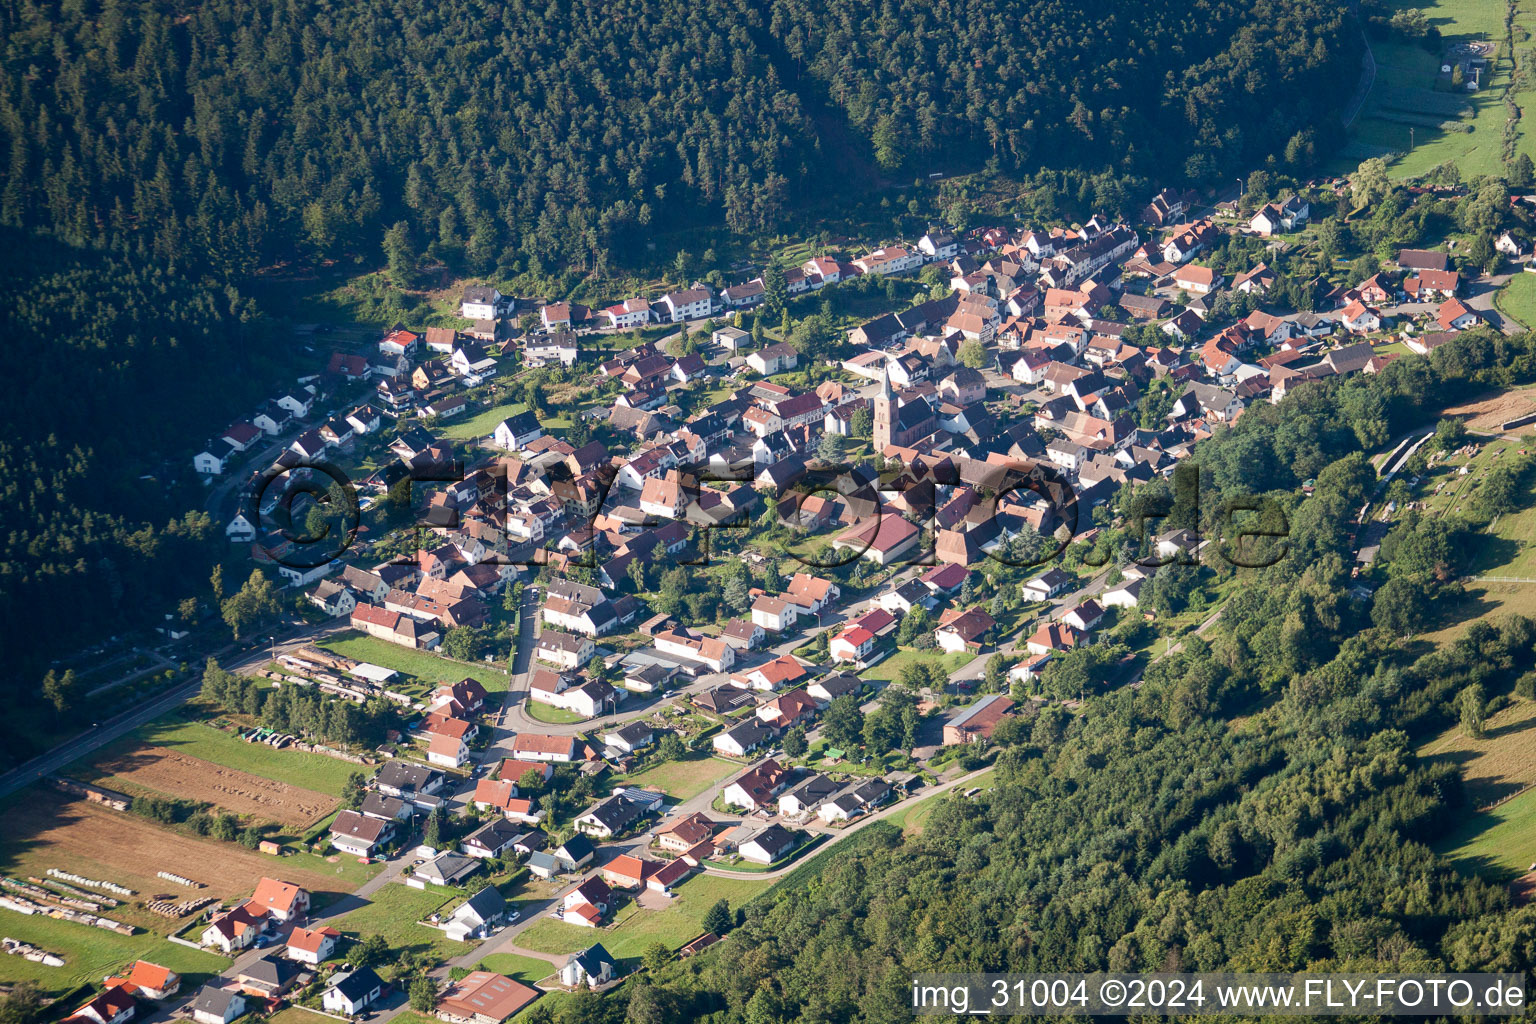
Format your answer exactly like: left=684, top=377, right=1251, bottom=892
left=873, top=363, right=938, bottom=451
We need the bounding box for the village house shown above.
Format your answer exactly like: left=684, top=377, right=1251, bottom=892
left=329, top=809, right=394, bottom=856
left=436, top=971, right=540, bottom=1024
left=284, top=926, right=340, bottom=966
left=747, top=343, right=799, bottom=376
left=189, top=988, right=246, bottom=1024
left=1249, top=194, right=1309, bottom=235
left=722, top=760, right=792, bottom=811
left=321, top=968, right=385, bottom=1016
left=943, top=694, right=1016, bottom=745
left=936, top=607, right=996, bottom=653
left=235, top=956, right=303, bottom=1001
left=558, top=945, right=616, bottom=989
left=739, top=824, right=799, bottom=864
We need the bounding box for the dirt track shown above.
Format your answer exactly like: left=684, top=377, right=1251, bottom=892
left=94, top=746, right=336, bottom=827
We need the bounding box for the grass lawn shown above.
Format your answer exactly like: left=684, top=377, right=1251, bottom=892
left=859, top=648, right=975, bottom=684
left=1498, top=273, right=1536, bottom=331
left=442, top=401, right=529, bottom=441
left=525, top=701, right=587, bottom=725
left=321, top=631, right=511, bottom=692
left=82, top=713, right=364, bottom=797
left=267, top=1009, right=343, bottom=1024
left=477, top=952, right=558, bottom=986
left=513, top=994, right=570, bottom=1023
left=1419, top=697, right=1536, bottom=807
left=1437, top=784, right=1536, bottom=880
left=514, top=874, right=770, bottom=960
left=1469, top=500, right=1536, bottom=577
left=613, top=754, right=741, bottom=801
left=0, top=912, right=230, bottom=995
left=329, top=881, right=465, bottom=962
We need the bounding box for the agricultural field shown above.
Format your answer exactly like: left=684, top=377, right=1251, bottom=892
left=79, top=713, right=364, bottom=797
left=87, top=746, right=336, bottom=828
left=1442, top=388, right=1536, bottom=435
left=477, top=952, right=558, bottom=986
left=0, top=910, right=228, bottom=995
left=1419, top=697, right=1536, bottom=806
left=320, top=631, right=511, bottom=692
left=0, top=793, right=362, bottom=926
left=613, top=754, right=741, bottom=801
left=1336, top=0, right=1536, bottom=179
left=514, top=874, right=770, bottom=960
left=1469, top=499, right=1536, bottom=577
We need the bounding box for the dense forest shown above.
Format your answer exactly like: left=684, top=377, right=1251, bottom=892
left=770, top=0, right=1357, bottom=184
left=514, top=327, right=1536, bottom=1024
left=0, top=232, right=273, bottom=678
left=0, top=0, right=1357, bottom=284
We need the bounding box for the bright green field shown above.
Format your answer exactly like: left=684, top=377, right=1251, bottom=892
left=441, top=401, right=531, bottom=441
left=81, top=714, right=364, bottom=797
left=1437, top=785, right=1536, bottom=879
left=477, top=952, right=558, bottom=985
left=321, top=631, right=511, bottom=691
left=514, top=874, right=769, bottom=960
left=1498, top=273, right=1536, bottom=330
left=329, top=881, right=466, bottom=962
left=858, top=648, right=975, bottom=684
left=1338, top=0, right=1536, bottom=179
left=613, top=754, right=741, bottom=801
left=0, top=911, right=230, bottom=995
left=525, top=700, right=587, bottom=724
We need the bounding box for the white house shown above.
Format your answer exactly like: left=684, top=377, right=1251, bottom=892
left=1101, top=578, right=1142, bottom=608
left=658, top=288, right=714, bottom=322
left=1249, top=194, right=1309, bottom=236
left=917, top=231, right=959, bottom=262
left=226, top=512, right=256, bottom=543
left=194, top=441, right=234, bottom=475
left=1022, top=568, right=1073, bottom=601
left=603, top=297, right=653, bottom=329
left=284, top=926, right=340, bottom=966
left=492, top=412, right=545, bottom=452
left=829, top=626, right=875, bottom=664
left=747, top=343, right=798, bottom=376
left=451, top=345, right=499, bottom=384
left=321, top=969, right=384, bottom=1016
left=559, top=945, right=615, bottom=988
left=460, top=286, right=504, bottom=321
left=190, top=988, right=246, bottom=1024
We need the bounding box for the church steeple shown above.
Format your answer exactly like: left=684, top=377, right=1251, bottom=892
left=873, top=359, right=894, bottom=452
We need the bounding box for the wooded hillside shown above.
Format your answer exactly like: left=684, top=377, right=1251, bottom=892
left=0, top=0, right=1358, bottom=282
